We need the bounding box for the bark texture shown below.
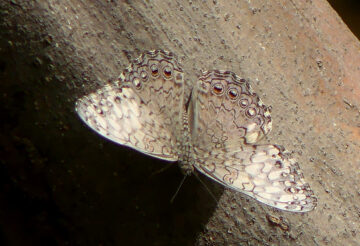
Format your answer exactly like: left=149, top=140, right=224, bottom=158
left=0, top=0, right=359, bottom=245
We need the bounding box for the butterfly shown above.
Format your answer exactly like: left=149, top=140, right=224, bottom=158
left=75, top=50, right=317, bottom=212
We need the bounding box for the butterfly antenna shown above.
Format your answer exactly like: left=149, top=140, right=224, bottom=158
left=193, top=172, right=231, bottom=216
left=170, top=173, right=219, bottom=205
left=170, top=174, right=187, bottom=203
left=193, top=172, right=218, bottom=203
left=149, top=162, right=173, bottom=178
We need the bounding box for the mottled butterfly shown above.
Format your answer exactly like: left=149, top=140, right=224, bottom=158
left=75, top=50, right=317, bottom=212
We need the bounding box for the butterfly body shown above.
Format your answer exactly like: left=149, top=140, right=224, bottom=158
left=75, top=50, right=316, bottom=212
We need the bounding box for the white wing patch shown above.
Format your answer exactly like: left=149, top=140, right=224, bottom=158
left=194, top=145, right=316, bottom=212
left=75, top=84, right=178, bottom=161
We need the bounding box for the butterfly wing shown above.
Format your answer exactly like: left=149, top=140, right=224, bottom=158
left=75, top=50, right=185, bottom=161
left=189, top=70, right=316, bottom=212
left=193, top=144, right=317, bottom=212
left=188, top=70, right=272, bottom=156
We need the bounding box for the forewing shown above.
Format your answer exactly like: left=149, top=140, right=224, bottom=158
left=189, top=70, right=272, bottom=156
left=121, top=50, right=186, bottom=142
left=75, top=50, right=185, bottom=161
left=194, top=145, right=317, bottom=212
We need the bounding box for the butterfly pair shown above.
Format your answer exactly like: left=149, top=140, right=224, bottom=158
left=75, top=50, right=316, bottom=212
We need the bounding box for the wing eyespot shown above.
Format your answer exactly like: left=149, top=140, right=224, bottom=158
left=132, top=77, right=142, bottom=90
left=163, top=65, right=173, bottom=79
left=239, top=95, right=252, bottom=108
left=246, top=107, right=257, bottom=118
left=227, top=87, right=239, bottom=100
left=150, top=64, right=159, bottom=77
left=140, top=70, right=149, bottom=82
left=212, top=82, right=225, bottom=95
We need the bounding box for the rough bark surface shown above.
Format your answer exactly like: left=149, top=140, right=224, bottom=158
left=0, top=0, right=359, bottom=245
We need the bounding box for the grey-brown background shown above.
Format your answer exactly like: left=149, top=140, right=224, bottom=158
left=0, top=1, right=360, bottom=245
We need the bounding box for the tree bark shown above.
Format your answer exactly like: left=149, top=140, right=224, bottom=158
left=0, top=0, right=359, bottom=245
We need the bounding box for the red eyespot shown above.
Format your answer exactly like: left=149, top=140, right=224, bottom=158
left=150, top=64, right=159, bottom=76
left=227, top=88, right=239, bottom=100
left=163, top=66, right=172, bottom=78
left=212, top=83, right=224, bottom=95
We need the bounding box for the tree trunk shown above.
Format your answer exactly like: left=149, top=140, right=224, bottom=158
left=1, top=0, right=359, bottom=245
